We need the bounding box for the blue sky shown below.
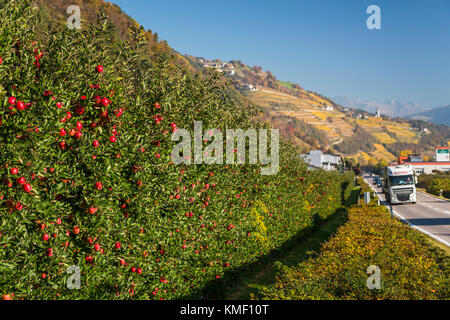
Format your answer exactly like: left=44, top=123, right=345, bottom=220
left=109, top=0, right=450, bottom=108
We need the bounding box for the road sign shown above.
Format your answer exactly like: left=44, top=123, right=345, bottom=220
left=364, top=192, right=370, bottom=204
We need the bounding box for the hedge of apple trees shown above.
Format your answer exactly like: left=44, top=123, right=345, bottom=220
left=0, top=0, right=354, bottom=299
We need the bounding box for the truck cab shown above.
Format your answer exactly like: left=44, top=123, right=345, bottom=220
left=382, top=164, right=417, bottom=204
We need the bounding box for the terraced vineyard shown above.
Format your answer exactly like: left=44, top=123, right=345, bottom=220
left=243, top=88, right=428, bottom=164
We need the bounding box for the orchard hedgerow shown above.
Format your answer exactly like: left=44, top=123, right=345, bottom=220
left=0, top=1, right=354, bottom=300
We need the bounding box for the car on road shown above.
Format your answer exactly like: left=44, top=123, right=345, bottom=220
left=374, top=177, right=383, bottom=187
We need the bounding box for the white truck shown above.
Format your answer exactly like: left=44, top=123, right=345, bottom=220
left=382, top=164, right=417, bottom=204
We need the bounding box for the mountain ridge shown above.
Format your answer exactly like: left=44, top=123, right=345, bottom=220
left=406, top=105, right=450, bottom=126
left=332, top=96, right=432, bottom=118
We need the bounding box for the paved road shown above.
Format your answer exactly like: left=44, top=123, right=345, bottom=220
left=363, top=174, right=450, bottom=247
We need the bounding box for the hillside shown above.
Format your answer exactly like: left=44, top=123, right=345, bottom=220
left=35, top=0, right=196, bottom=73
left=35, top=1, right=450, bottom=165
left=246, top=88, right=425, bottom=164
left=185, top=56, right=450, bottom=165
left=407, top=105, right=450, bottom=126
left=251, top=89, right=450, bottom=165
left=184, top=56, right=309, bottom=99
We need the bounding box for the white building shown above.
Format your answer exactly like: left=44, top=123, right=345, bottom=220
left=300, top=150, right=342, bottom=171
left=408, top=162, right=450, bottom=175
left=243, top=84, right=257, bottom=91
left=401, top=147, right=450, bottom=175
left=203, top=62, right=223, bottom=70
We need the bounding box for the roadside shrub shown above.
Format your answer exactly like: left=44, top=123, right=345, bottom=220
left=417, top=174, right=435, bottom=189
left=341, top=171, right=355, bottom=205
left=418, top=174, right=450, bottom=198
left=356, top=176, right=370, bottom=193
left=257, top=204, right=449, bottom=300
left=428, top=178, right=450, bottom=197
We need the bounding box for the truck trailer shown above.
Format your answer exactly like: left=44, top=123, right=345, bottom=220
left=382, top=164, right=417, bottom=204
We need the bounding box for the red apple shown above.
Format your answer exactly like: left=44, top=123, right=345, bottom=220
left=15, top=202, right=23, bottom=211
left=16, top=177, right=26, bottom=185
left=16, top=101, right=25, bottom=110
left=22, top=183, right=31, bottom=193
left=8, top=97, right=16, bottom=105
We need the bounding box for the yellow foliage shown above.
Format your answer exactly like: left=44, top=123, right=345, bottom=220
left=249, top=201, right=269, bottom=247
left=310, top=110, right=327, bottom=120
left=400, top=149, right=413, bottom=157
left=371, top=132, right=397, bottom=144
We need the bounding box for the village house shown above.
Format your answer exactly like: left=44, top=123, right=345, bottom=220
left=243, top=84, right=258, bottom=91
left=300, top=150, right=342, bottom=171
